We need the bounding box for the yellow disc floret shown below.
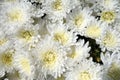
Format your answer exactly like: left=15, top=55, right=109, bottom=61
left=1, top=51, right=13, bottom=66
left=8, top=9, right=24, bottom=22
left=20, top=58, right=31, bottom=74
left=101, top=11, right=115, bottom=23
left=79, top=71, right=91, bottom=80
left=0, top=39, right=7, bottom=46
left=74, top=14, right=84, bottom=27
left=52, top=0, right=63, bottom=11
left=102, top=32, right=117, bottom=48
left=42, top=50, right=57, bottom=68
left=54, top=31, right=69, bottom=45
left=86, top=25, right=101, bottom=38
left=19, top=30, right=34, bottom=41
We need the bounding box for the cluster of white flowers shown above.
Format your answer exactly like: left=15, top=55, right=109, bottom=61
left=0, top=0, right=120, bottom=80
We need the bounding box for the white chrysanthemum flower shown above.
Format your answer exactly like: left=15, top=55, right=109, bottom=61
left=13, top=24, right=40, bottom=51
left=34, top=36, right=67, bottom=78
left=43, top=0, right=71, bottom=21
left=65, top=58, right=102, bottom=80
left=101, top=51, right=120, bottom=80
left=66, top=39, right=90, bottom=69
left=85, top=19, right=107, bottom=39
left=66, top=6, right=93, bottom=34
left=14, top=50, right=35, bottom=80
left=0, top=49, right=15, bottom=77
left=98, top=28, right=120, bottom=51
left=47, top=22, right=73, bottom=46
left=0, top=1, right=33, bottom=34
left=96, top=0, right=120, bottom=24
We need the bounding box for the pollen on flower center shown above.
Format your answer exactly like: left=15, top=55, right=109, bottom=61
left=42, top=50, right=57, bottom=67
left=86, top=25, right=101, bottom=38
left=74, top=14, right=84, bottom=26
left=102, top=32, right=116, bottom=47
left=54, top=31, right=69, bottom=45
left=108, top=63, right=120, bottom=80
left=8, top=9, right=23, bottom=22
left=19, top=30, right=34, bottom=41
left=1, top=51, right=13, bottom=66
left=20, top=58, right=31, bottom=74
left=101, top=11, right=115, bottom=23
left=79, top=71, right=91, bottom=80
left=0, top=39, right=7, bottom=46
left=52, top=0, right=63, bottom=11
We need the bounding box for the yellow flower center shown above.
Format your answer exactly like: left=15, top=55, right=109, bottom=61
left=19, top=30, right=34, bottom=41
left=101, top=11, right=115, bottom=23
left=74, top=14, right=84, bottom=27
left=42, top=50, right=57, bottom=68
left=79, top=71, right=91, bottom=80
left=86, top=25, right=101, bottom=38
left=0, top=39, right=7, bottom=46
left=52, top=0, right=63, bottom=11
left=108, top=63, right=120, bottom=80
left=1, top=51, right=13, bottom=66
left=54, top=31, right=69, bottom=45
left=20, top=58, right=31, bottom=74
left=102, top=32, right=116, bottom=48
left=8, top=9, right=23, bottom=22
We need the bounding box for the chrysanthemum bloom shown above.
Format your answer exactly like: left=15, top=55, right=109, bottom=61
left=34, top=36, right=67, bottom=79
left=13, top=24, right=40, bottom=51
left=47, top=22, right=73, bottom=46
left=99, top=28, right=120, bottom=51
left=0, top=1, right=34, bottom=35
left=42, top=0, right=71, bottom=21
left=98, top=0, right=120, bottom=24
left=85, top=18, right=107, bottom=40
left=66, top=6, right=93, bottom=35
